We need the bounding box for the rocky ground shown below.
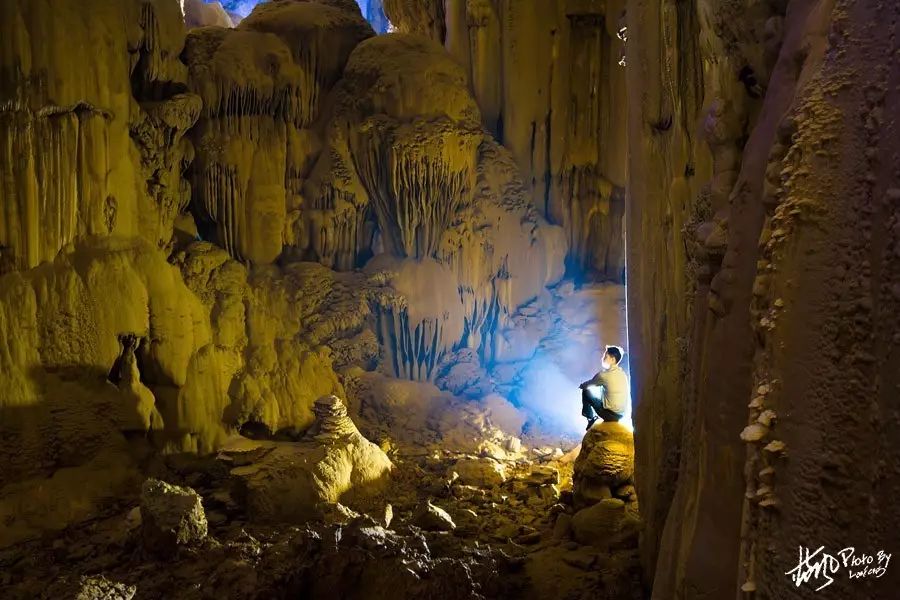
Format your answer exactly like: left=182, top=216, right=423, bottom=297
left=0, top=404, right=642, bottom=600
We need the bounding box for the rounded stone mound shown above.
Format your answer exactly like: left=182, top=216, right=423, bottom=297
left=571, top=497, right=640, bottom=548
left=227, top=395, right=394, bottom=523
left=573, top=422, right=635, bottom=509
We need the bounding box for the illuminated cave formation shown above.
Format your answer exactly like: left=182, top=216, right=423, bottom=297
left=1, top=1, right=898, bottom=599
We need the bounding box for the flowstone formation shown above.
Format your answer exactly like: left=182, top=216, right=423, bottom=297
left=0, top=0, right=197, bottom=271
left=383, top=0, right=628, bottom=280
left=184, top=0, right=374, bottom=264
left=181, top=2, right=570, bottom=386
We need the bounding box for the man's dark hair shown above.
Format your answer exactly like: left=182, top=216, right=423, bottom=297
left=606, top=345, right=623, bottom=365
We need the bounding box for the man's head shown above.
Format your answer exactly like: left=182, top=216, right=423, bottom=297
left=603, top=345, right=624, bottom=368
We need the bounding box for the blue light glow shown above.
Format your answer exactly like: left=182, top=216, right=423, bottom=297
left=511, top=351, right=634, bottom=437
left=217, top=0, right=389, bottom=31
left=219, top=0, right=261, bottom=17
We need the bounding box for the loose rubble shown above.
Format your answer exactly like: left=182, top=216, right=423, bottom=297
left=1, top=396, right=641, bottom=599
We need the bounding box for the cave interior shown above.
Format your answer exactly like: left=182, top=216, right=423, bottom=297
left=1, top=0, right=899, bottom=599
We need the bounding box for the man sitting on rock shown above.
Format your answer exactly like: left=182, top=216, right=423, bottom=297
left=579, top=345, right=629, bottom=430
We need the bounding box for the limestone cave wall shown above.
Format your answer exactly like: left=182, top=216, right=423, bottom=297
left=384, top=0, right=629, bottom=281
left=626, top=0, right=900, bottom=597
left=0, top=0, right=195, bottom=271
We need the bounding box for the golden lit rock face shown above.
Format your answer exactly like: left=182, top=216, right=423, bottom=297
left=0, top=0, right=600, bottom=569
left=2, top=1, right=899, bottom=598
left=0, top=0, right=195, bottom=271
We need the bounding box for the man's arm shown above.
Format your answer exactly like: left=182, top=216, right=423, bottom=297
left=579, top=372, right=602, bottom=389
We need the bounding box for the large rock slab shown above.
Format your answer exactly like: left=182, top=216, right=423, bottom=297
left=413, top=501, right=456, bottom=532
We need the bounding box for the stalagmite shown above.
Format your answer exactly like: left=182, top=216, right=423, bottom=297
left=224, top=394, right=393, bottom=523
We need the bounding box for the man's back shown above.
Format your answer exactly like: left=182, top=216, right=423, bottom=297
left=598, top=365, right=629, bottom=414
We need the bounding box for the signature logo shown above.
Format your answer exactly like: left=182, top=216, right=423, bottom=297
left=786, top=546, right=892, bottom=591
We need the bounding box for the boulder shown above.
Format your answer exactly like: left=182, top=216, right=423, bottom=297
left=452, top=508, right=481, bottom=535
left=140, top=479, right=208, bottom=555
left=573, top=422, right=634, bottom=508
left=318, top=502, right=362, bottom=526
left=526, top=465, right=560, bottom=486
left=528, top=484, right=561, bottom=503
left=448, top=457, right=507, bottom=487
left=576, top=483, right=613, bottom=508
left=571, top=498, right=640, bottom=549
left=43, top=574, right=138, bottom=600
left=413, top=501, right=456, bottom=531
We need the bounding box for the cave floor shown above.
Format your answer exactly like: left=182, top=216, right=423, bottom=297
left=0, top=438, right=642, bottom=600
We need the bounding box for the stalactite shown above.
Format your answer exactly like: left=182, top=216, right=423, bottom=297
left=435, top=139, right=566, bottom=365
left=134, top=1, right=190, bottom=98
left=383, top=0, right=628, bottom=280
left=306, top=184, right=374, bottom=270
left=184, top=4, right=373, bottom=265
left=351, top=117, right=481, bottom=259
left=372, top=293, right=454, bottom=381
left=195, top=163, right=240, bottom=259
left=189, top=114, right=288, bottom=265
left=365, top=257, right=467, bottom=382
left=240, top=0, right=374, bottom=127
